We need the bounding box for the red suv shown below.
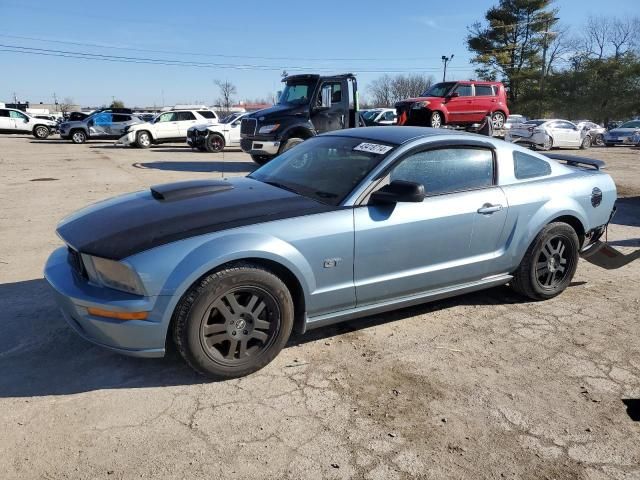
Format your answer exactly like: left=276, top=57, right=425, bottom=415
left=395, top=81, right=509, bottom=129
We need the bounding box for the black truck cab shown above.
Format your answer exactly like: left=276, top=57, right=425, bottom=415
left=240, top=73, right=360, bottom=165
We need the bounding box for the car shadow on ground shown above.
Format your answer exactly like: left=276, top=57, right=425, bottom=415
left=0, top=277, right=546, bottom=398
left=149, top=148, right=244, bottom=153
left=132, top=161, right=256, bottom=173
left=611, top=197, right=640, bottom=228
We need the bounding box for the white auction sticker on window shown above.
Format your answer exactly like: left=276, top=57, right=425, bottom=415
left=353, top=142, right=393, bottom=154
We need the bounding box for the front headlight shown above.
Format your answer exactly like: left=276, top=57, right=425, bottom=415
left=412, top=101, right=429, bottom=109
left=258, top=124, right=280, bottom=134
left=82, top=254, right=146, bottom=295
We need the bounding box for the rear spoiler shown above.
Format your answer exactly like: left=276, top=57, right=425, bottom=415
left=544, top=153, right=604, bottom=170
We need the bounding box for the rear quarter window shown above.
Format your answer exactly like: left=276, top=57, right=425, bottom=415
left=513, top=151, right=552, bottom=179
left=197, top=111, right=217, bottom=119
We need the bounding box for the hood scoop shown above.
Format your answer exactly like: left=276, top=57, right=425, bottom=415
left=150, top=179, right=233, bottom=201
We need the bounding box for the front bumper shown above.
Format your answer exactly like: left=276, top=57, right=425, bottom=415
left=186, top=131, right=207, bottom=148
left=116, top=131, right=136, bottom=146
left=240, top=137, right=280, bottom=156
left=604, top=135, right=639, bottom=145
left=44, top=247, right=170, bottom=357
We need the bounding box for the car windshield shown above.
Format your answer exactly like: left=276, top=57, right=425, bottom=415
left=361, top=110, right=380, bottom=120
left=278, top=82, right=314, bottom=105
left=619, top=120, right=640, bottom=129
left=420, top=82, right=456, bottom=97
left=249, top=136, right=396, bottom=205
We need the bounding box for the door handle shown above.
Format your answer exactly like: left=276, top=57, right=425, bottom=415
left=477, top=203, right=503, bottom=214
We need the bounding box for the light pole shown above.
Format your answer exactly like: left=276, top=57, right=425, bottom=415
left=441, top=54, right=454, bottom=82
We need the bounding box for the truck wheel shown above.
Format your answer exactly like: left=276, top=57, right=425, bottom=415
left=33, top=125, right=50, bottom=139
left=71, top=129, right=87, bottom=144
left=172, top=263, right=294, bottom=379
left=136, top=131, right=152, bottom=148
left=580, top=135, right=592, bottom=150
left=491, top=112, right=506, bottom=129
left=279, top=137, right=304, bottom=153
left=510, top=222, right=579, bottom=301
left=251, top=155, right=272, bottom=166
left=205, top=133, right=225, bottom=153
left=429, top=111, right=443, bottom=128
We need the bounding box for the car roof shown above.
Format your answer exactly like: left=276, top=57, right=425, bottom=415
left=322, top=126, right=465, bottom=145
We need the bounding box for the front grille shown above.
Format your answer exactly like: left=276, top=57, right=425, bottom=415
left=240, top=138, right=253, bottom=152
left=187, top=129, right=197, bottom=139
left=240, top=118, right=257, bottom=136
left=67, top=247, right=87, bottom=279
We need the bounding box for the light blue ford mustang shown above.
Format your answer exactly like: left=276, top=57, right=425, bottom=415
left=45, top=127, right=622, bottom=378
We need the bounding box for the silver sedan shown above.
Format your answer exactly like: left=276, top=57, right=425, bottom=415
left=505, top=119, right=592, bottom=150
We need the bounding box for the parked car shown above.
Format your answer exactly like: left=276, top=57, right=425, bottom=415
left=604, top=120, right=640, bottom=147
left=187, top=113, right=247, bottom=152
left=118, top=108, right=219, bottom=148
left=66, top=111, right=90, bottom=122
left=395, top=81, right=509, bottom=129
left=45, top=126, right=625, bottom=378
left=504, top=114, right=527, bottom=131
left=575, top=120, right=607, bottom=146
left=0, top=107, right=58, bottom=138
left=361, top=108, right=397, bottom=126
left=240, top=73, right=363, bottom=165
left=59, top=109, right=142, bottom=144
left=505, top=119, right=591, bottom=150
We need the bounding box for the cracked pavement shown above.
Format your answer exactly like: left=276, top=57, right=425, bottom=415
left=0, top=136, right=639, bottom=479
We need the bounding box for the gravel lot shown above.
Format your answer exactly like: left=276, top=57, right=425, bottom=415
left=0, top=135, right=639, bottom=480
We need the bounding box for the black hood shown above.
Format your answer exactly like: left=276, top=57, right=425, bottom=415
left=247, top=103, right=308, bottom=120
left=57, top=177, right=337, bottom=260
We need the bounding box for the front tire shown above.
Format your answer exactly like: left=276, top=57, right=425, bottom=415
left=251, top=155, right=272, bottom=166
left=71, top=129, right=87, bottom=144
left=279, top=137, right=304, bottom=154
left=594, top=134, right=604, bottom=146
left=33, top=125, right=50, bottom=139
left=136, top=131, right=152, bottom=148
left=429, top=111, right=443, bottom=128
left=511, top=222, right=579, bottom=301
left=173, top=263, right=294, bottom=379
left=205, top=133, right=225, bottom=153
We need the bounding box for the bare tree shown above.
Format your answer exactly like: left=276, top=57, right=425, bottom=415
left=58, top=97, right=75, bottom=115
left=610, top=17, right=639, bottom=58
left=368, top=74, right=433, bottom=107
left=214, top=79, right=237, bottom=115
left=585, top=16, right=611, bottom=59
left=544, top=26, right=575, bottom=77
left=368, top=75, right=394, bottom=107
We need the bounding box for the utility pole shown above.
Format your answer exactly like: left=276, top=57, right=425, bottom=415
left=53, top=92, right=58, bottom=112
left=441, top=54, right=454, bottom=82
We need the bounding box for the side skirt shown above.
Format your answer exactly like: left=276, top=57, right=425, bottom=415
left=304, top=274, right=513, bottom=332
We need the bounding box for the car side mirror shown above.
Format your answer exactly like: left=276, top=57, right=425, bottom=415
left=370, top=180, right=425, bottom=204
left=317, top=85, right=332, bottom=110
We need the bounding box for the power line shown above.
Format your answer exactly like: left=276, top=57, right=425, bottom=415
left=0, top=44, right=472, bottom=73
left=0, top=33, right=464, bottom=63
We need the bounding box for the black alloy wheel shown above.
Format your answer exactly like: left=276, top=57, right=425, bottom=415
left=199, top=287, right=279, bottom=364
left=205, top=134, right=225, bottom=153
left=534, top=236, right=574, bottom=291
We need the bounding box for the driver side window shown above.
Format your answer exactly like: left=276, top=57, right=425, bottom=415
left=157, top=112, right=176, bottom=123
left=390, top=148, right=494, bottom=196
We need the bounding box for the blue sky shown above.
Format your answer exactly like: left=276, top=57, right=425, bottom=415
left=1, top=0, right=637, bottom=107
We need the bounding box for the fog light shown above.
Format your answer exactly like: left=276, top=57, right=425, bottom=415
left=87, top=307, right=148, bottom=320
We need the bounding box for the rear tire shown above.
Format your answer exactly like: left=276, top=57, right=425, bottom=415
left=172, top=263, right=294, bottom=379
left=251, top=155, right=272, bottom=166
left=33, top=125, right=50, bottom=139
left=580, top=135, right=592, bottom=149
left=491, top=111, right=506, bottom=129
left=205, top=133, right=225, bottom=153
left=136, top=131, right=152, bottom=148
left=70, top=129, right=87, bottom=144
left=429, top=111, right=443, bottom=128
left=511, top=222, right=579, bottom=301
left=538, top=135, right=553, bottom=151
